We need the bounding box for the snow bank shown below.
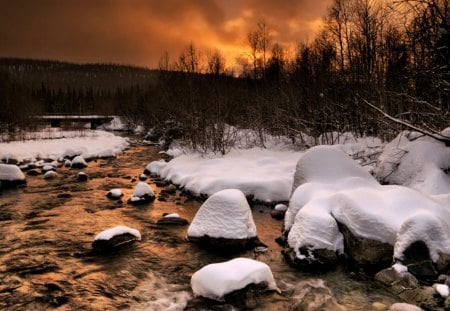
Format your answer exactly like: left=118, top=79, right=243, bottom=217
left=0, top=130, right=128, bottom=163
left=285, top=146, right=450, bottom=262
left=94, top=225, right=141, bottom=241
left=187, top=189, right=257, bottom=239
left=0, top=164, right=26, bottom=181
left=191, top=258, right=277, bottom=301
left=374, top=130, right=450, bottom=195
left=147, top=148, right=301, bottom=202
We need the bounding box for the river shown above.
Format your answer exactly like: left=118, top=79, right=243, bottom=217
left=0, top=137, right=401, bottom=310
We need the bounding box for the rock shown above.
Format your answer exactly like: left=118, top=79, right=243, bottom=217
left=0, top=164, right=27, bottom=188
left=154, top=179, right=168, bottom=187
left=372, top=301, right=388, bottom=310
left=270, top=209, right=285, bottom=220
left=42, top=165, right=55, bottom=173
left=77, top=172, right=88, bottom=182
left=138, top=174, right=148, bottom=181
left=128, top=182, right=155, bottom=205
left=339, top=223, right=393, bottom=269
left=64, top=159, right=72, bottom=167
left=44, top=171, right=58, bottom=179
left=27, top=169, right=41, bottom=176
left=289, top=279, right=346, bottom=311
left=445, top=296, right=450, bottom=310
left=375, top=267, right=419, bottom=295
left=127, top=194, right=155, bottom=205
left=165, top=184, right=177, bottom=194
left=156, top=214, right=189, bottom=226
left=438, top=275, right=450, bottom=287
left=389, top=302, right=422, bottom=311
left=189, top=236, right=266, bottom=255
left=106, top=189, right=123, bottom=199
left=282, top=246, right=340, bottom=271
left=92, top=233, right=139, bottom=254
left=402, top=241, right=438, bottom=281
left=70, top=156, right=88, bottom=169
left=399, top=286, right=442, bottom=310
left=437, top=254, right=450, bottom=274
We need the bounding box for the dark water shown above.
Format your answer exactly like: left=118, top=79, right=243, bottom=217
left=0, top=138, right=401, bottom=310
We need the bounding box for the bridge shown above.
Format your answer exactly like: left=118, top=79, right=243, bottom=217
left=35, top=114, right=115, bottom=129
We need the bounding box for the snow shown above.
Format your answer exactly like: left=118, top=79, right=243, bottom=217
left=0, top=130, right=128, bottom=163
left=146, top=148, right=301, bottom=202
left=433, top=283, right=449, bottom=298
left=191, top=258, right=277, bottom=301
left=0, top=164, right=25, bottom=181
left=392, top=263, right=408, bottom=273
left=94, top=225, right=141, bottom=241
left=285, top=146, right=450, bottom=262
left=374, top=130, right=450, bottom=195
left=187, top=189, right=257, bottom=239
left=44, top=170, right=57, bottom=179
left=274, top=204, right=287, bottom=211
left=97, top=116, right=127, bottom=131
left=132, top=182, right=154, bottom=197
left=164, top=213, right=180, bottom=218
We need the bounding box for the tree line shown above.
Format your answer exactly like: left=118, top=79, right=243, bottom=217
left=0, top=0, right=448, bottom=150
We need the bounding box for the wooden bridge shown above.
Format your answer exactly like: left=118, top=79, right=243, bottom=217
left=35, top=114, right=114, bottom=129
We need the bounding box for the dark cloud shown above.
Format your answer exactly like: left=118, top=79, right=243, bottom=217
left=0, top=0, right=331, bottom=68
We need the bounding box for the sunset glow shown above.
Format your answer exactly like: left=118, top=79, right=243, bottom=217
left=0, top=0, right=330, bottom=68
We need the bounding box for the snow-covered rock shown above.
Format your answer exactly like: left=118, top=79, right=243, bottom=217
left=127, top=182, right=155, bottom=204
left=77, top=172, right=88, bottom=182
left=71, top=156, right=87, bottom=169
left=191, top=258, right=277, bottom=301
left=433, top=283, right=449, bottom=298
left=42, top=164, right=55, bottom=173
left=187, top=189, right=262, bottom=253
left=0, top=164, right=26, bottom=188
left=92, top=225, right=141, bottom=253
left=283, top=145, right=450, bottom=272
left=107, top=188, right=123, bottom=199
left=44, top=170, right=58, bottom=179
left=271, top=203, right=287, bottom=220
left=374, top=130, right=450, bottom=195
left=156, top=213, right=189, bottom=226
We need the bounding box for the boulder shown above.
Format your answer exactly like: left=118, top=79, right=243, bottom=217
left=282, top=246, right=340, bottom=271
left=187, top=189, right=261, bottom=253
left=270, top=204, right=287, bottom=220
left=106, top=189, right=123, bottom=199
left=375, top=267, right=419, bottom=295
left=44, top=171, right=58, bottom=180
left=92, top=226, right=141, bottom=254
left=127, top=182, right=155, bottom=205
left=138, top=174, right=148, bottom=181
left=340, top=223, right=393, bottom=270
left=27, top=169, right=41, bottom=176
left=0, top=164, right=26, bottom=188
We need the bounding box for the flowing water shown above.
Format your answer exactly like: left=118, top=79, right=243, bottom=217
left=0, top=137, right=402, bottom=310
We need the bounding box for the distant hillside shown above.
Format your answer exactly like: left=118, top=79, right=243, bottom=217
left=0, top=58, right=159, bottom=90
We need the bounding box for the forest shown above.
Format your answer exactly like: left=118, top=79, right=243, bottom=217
left=0, top=0, right=448, bottom=152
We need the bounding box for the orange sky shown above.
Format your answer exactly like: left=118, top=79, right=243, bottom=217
left=0, top=0, right=331, bottom=69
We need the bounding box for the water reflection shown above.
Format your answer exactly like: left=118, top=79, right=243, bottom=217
left=0, top=141, right=400, bottom=310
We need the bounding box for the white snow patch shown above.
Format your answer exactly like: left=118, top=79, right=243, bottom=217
left=187, top=189, right=257, bottom=239
left=44, top=170, right=58, bottom=179
left=71, top=156, right=87, bottom=167
left=191, top=258, right=277, bottom=301
left=94, top=225, right=141, bottom=241
left=0, top=130, right=128, bottom=163
left=164, top=213, right=180, bottom=218
left=0, top=164, right=25, bottom=181
left=132, top=182, right=154, bottom=197
left=433, top=283, right=449, bottom=298
left=274, top=204, right=288, bottom=212
left=374, top=130, right=450, bottom=195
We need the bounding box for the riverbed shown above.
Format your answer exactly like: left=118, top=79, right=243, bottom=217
left=0, top=137, right=401, bottom=310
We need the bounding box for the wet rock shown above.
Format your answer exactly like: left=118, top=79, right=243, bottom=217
left=156, top=213, right=189, bottom=226
left=77, top=172, right=88, bottom=182
left=154, top=179, right=168, bottom=187
left=437, top=254, right=450, bottom=274
left=41, top=165, right=55, bottom=173
left=165, top=184, right=177, bottom=194
left=127, top=194, right=155, bottom=205
left=339, top=223, right=393, bottom=269
left=270, top=204, right=287, bottom=220
left=402, top=241, right=438, bottom=281
left=138, top=174, right=147, bottom=181
left=289, top=279, right=346, bottom=311
left=375, top=267, right=419, bottom=295
left=445, top=296, right=450, bottom=310
left=44, top=171, right=58, bottom=179
left=70, top=156, right=88, bottom=169
left=157, top=196, right=167, bottom=202
left=398, top=286, right=442, bottom=311
left=92, top=233, right=139, bottom=254
left=57, top=193, right=72, bottom=199
left=27, top=169, right=41, bottom=176
left=282, top=246, right=340, bottom=271
left=438, top=275, right=450, bottom=287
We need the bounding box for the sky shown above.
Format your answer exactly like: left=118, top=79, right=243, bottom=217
left=0, top=0, right=331, bottom=69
